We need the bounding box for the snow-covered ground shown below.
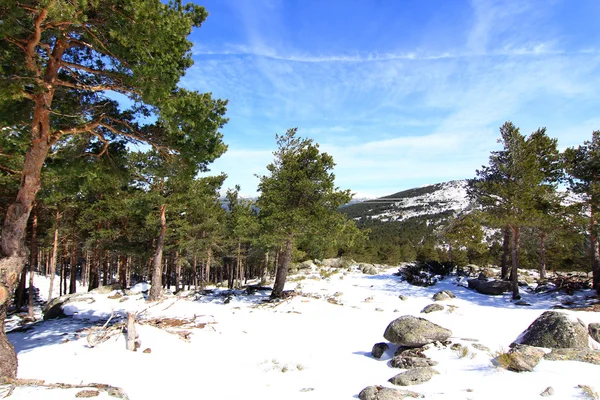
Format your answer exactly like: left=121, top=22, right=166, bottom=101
left=6, top=265, right=600, bottom=400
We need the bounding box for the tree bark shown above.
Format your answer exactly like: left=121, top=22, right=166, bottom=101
left=510, top=225, right=521, bottom=300
left=260, top=251, right=269, bottom=285
left=28, top=207, right=38, bottom=318
left=175, top=252, right=181, bottom=293
left=148, top=204, right=167, bottom=301
left=69, top=242, right=77, bottom=294
left=590, top=202, right=600, bottom=294
left=271, top=237, right=293, bottom=299
left=118, top=255, right=127, bottom=289
left=501, top=227, right=510, bottom=280
left=48, top=209, right=60, bottom=301
left=539, top=232, right=547, bottom=280
left=205, top=246, right=212, bottom=287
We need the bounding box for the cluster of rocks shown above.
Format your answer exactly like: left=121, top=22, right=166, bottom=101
left=359, top=313, right=453, bottom=399
left=498, top=310, right=600, bottom=372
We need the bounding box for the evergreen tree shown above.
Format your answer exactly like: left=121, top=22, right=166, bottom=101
left=0, top=0, right=227, bottom=378
left=257, top=129, right=352, bottom=298
left=469, top=122, right=562, bottom=299
left=564, top=131, right=600, bottom=294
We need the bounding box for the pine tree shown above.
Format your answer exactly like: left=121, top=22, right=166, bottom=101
left=0, top=0, right=227, bottom=378
left=257, top=129, right=352, bottom=298
left=469, top=122, right=562, bottom=299
left=564, top=131, right=600, bottom=294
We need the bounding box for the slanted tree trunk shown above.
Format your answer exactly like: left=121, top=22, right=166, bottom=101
left=510, top=225, right=521, bottom=300
left=501, top=227, right=510, bottom=280
left=271, top=237, right=293, bottom=299
left=539, top=232, right=547, bottom=280
left=148, top=204, right=167, bottom=301
left=48, top=209, right=60, bottom=300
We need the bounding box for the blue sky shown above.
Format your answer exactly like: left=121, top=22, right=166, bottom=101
left=181, top=0, right=600, bottom=198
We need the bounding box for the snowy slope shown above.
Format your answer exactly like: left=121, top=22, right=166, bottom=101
left=6, top=266, right=600, bottom=400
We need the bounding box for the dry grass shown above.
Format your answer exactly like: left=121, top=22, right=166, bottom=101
left=579, top=385, right=599, bottom=400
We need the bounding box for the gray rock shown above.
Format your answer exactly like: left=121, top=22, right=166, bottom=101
left=515, top=311, right=589, bottom=349
left=90, top=283, right=123, bottom=294
left=362, top=265, right=378, bottom=275
left=43, top=294, right=95, bottom=320
left=496, top=345, right=545, bottom=372
left=471, top=343, right=490, bottom=352
left=390, top=356, right=438, bottom=369
left=544, top=348, right=600, bottom=365
left=384, top=316, right=452, bottom=347
left=432, top=290, right=456, bottom=301
left=589, top=323, right=600, bottom=344
left=388, top=368, right=439, bottom=386
left=421, top=304, right=444, bottom=314
left=540, top=387, right=554, bottom=397
left=372, top=342, right=389, bottom=359
left=395, top=347, right=426, bottom=358
left=358, top=386, right=422, bottom=400
left=467, top=278, right=511, bottom=295
left=398, top=295, right=408, bottom=301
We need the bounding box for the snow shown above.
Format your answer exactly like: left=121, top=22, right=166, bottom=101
left=7, top=265, right=600, bottom=400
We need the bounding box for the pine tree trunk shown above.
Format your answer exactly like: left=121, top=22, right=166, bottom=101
left=48, top=209, right=60, bottom=300
left=15, top=270, right=26, bottom=310
left=102, top=250, right=109, bottom=286
left=261, top=251, right=269, bottom=285
left=271, top=237, right=293, bottom=299
left=28, top=207, right=38, bottom=318
left=69, top=243, right=77, bottom=294
left=149, top=204, right=167, bottom=301
left=510, top=225, right=521, bottom=300
left=88, top=247, right=99, bottom=291
left=205, top=247, right=212, bottom=286
left=590, top=203, right=600, bottom=294
left=501, top=227, right=510, bottom=280
left=539, top=232, right=547, bottom=280
left=175, top=252, right=181, bottom=293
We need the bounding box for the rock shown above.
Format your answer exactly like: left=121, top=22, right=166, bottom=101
left=515, top=311, right=589, bottom=349
left=90, top=283, right=123, bottom=294
left=544, top=348, right=600, bottom=364
left=467, top=278, right=511, bottom=295
left=390, top=356, right=438, bottom=369
left=471, top=343, right=490, bottom=352
left=432, top=290, right=455, bottom=301
left=540, top=387, right=554, bottom=397
left=514, top=300, right=531, bottom=306
left=395, top=347, right=426, bottom=358
left=384, top=316, right=452, bottom=347
left=496, top=345, right=545, bottom=372
left=477, top=268, right=496, bottom=279
left=388, top=367, right=439, bottom=386
left=398, top=295, right=408, bottom=301
left=421, top=304, right=444, bottom=314
left=75, top=390, right=100, bottom=398
left=362, top=265, right=378, bottom=275
left=43, top=294, right=95, bottom=320
left=358, top=385, right=422, bottom=400
left=107, top=292, right=123, bottom=300
left=589, top=323, right=600, bottom=344
left=143, top=348, right=152, bottom=354
left=372, top=342, right=389, bottom=359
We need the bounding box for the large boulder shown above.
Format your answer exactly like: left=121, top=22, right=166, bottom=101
left=43, top=294, right=95, bottom=320
left=384, top=316, right=452, bottom=347
left=388, top=367, right=439, bottom=386
left=467, top=278, right=511, bottom=295
left=544, top=348, right=600, bottom=365
left=514, top=311, right=589, bottom=349
left=358, top=386, right=421, bottom=400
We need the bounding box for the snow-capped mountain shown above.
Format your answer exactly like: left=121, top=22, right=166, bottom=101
left=342, top=180, right=472, bottom=222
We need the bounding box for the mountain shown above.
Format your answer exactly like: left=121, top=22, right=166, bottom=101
left=342, top=180, right=471, bottom=223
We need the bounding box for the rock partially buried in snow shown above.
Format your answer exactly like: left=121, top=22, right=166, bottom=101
left=589, top=323, right=600, bottom=344
left=467, top=278, right=511, bottom=295
left=388, top=367, right=439, bottom=386
left=544, top=348, right=600, bottom=365
left=540, top=386, right=554, bottom=397
left=384, top=316, right=452, bottom=347
left=358, top=385, right=422, bottom=400
left=421, top=304, right=444, bottom=314
left=495, top=344, right=545, bottom=372
left=432, top=290, right=455, bottom=301
left=372, top=342, right=389, bottom=359
left=390, top=356, right=438, bottom=369
left=514, top=311, right=589, bottom=349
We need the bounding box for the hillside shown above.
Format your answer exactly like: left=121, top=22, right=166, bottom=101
left=343, top=180, right=471, bottom=223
